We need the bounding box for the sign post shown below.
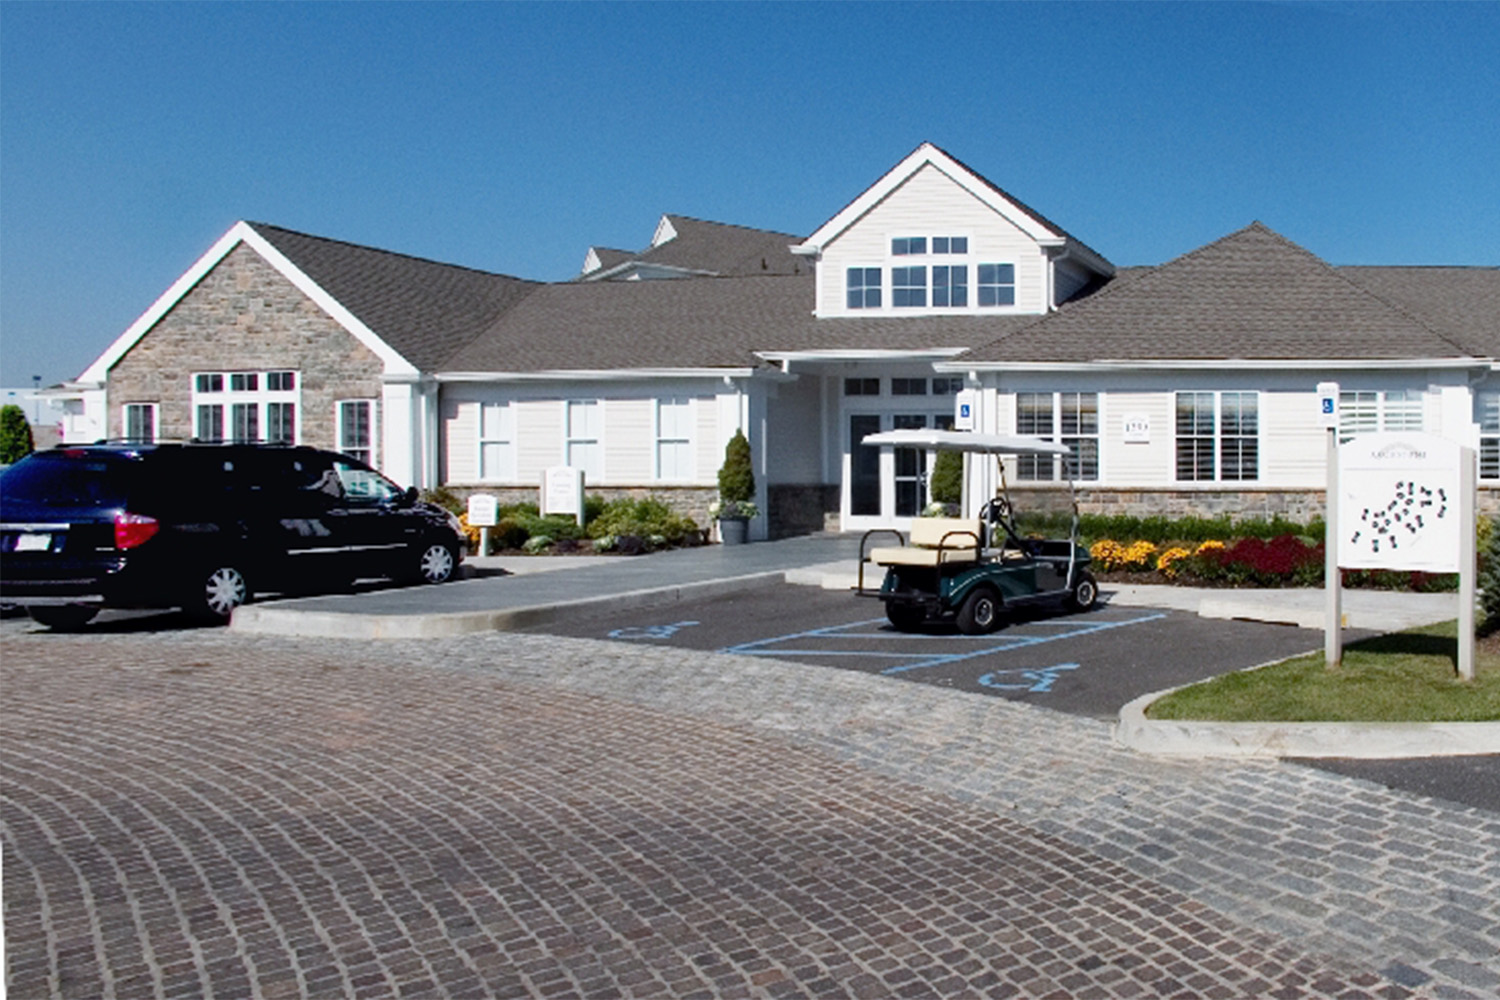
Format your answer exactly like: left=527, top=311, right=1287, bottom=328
left=1318, top=382, right=1341, bottom=668
left=467, top=493, right=498, bottom=557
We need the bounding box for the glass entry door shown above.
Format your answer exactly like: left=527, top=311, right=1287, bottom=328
left=893, top=414, right=928, bottom=517
left=849, top=414, right=882, bottom=517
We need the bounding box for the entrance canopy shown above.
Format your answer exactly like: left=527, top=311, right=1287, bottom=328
left=861, top=428, right=1070, bottom=457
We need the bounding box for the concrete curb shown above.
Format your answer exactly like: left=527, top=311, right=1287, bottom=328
left=230, top=572, right=787, bottom=639
left=1115, top=685, right=1500, bottom=759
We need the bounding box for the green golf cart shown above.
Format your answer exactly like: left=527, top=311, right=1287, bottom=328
left=856, top=429, right=1097, bottom=635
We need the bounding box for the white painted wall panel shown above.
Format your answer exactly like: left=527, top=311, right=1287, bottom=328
left=606, top=398, right=653, bottom=482
left=516, top=400, right=562, bottom=481
left=1260, top=390, right=1325, bottom=487
left=817, top=163, right=1049, bottom=317
left=765, top=376, right=824, bottom=483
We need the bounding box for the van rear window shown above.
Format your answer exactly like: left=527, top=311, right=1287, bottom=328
left=0, top=453, right=135, bottom=508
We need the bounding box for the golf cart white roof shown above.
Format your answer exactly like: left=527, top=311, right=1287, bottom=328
left=860, top=429, right=1070, bottom=457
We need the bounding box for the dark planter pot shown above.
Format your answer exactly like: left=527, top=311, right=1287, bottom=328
left=718, top=516, right=750, bottom=545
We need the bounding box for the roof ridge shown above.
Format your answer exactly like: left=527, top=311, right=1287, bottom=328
left=660, top=214, right=801, bottom=239
left=247, top=221, right=538, bottom=284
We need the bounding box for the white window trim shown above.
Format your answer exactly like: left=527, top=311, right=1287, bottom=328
left=564, top=399, right=604, bottom=482
left=1174, top=390, right=1260, bottom=483
left=122, top=402, right=158, bottom=443
left=1479, top=390, right=1500, bottom=481
left=654, top=397, right=694, bottom=482
left=1013, top=391, right=1101, bottom=483
left=336, top=398, right=376, bottom=465
left=477, top=400, right=516, bottom=483
left=191, top=369, right=301, bottom=444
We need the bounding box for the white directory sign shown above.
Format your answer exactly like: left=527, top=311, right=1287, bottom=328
left=542, top=465, right=585, bottom=524
left=1337, top=433, right=1463, bottom=572
left=954, top=389, right=977, bottom=431
left=467, top=493, right=498, bottom=528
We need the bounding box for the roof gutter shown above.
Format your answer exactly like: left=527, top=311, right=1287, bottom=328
left=936, top=357, right=1493, bottom=373
left=434, top=366, right=791, bottom=383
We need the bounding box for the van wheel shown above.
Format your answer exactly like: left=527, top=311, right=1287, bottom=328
left=1065, top=571, right=1098, bottom=613
left=956, top=586, right=1003, bottom=635
left=885, top=603, right=926, bottom=632
left=28, top=605, right=99, bottom=631
left=412, top=542, right=456, bottom=585
left=187, top=565, right=250, bottom=623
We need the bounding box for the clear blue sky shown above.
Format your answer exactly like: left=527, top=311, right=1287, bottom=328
left=2, top=1, right=1497, bottom=387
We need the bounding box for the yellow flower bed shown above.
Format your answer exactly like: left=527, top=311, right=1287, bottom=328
left=1089, top=538, right=1158, bottom=572
left=1155, top=546, right=1192, bottom=578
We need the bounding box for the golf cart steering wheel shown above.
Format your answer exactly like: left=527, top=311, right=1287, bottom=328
left=978, top=497, right=1011, bottom=524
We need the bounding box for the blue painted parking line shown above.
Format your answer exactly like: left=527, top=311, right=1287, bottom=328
left=717, top=611, right=1168, bottom=680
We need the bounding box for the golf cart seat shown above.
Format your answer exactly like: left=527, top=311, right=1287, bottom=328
left=867, top=517, right=984, bottom=567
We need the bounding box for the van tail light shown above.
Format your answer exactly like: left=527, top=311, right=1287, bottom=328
left=114, top=512, right=160, bottom=550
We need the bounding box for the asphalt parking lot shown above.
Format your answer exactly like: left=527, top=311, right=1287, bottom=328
left=523, top=585, right=1355, bottom=720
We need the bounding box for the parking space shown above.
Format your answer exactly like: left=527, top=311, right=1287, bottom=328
left=526, top=585, right=1348, bottom=720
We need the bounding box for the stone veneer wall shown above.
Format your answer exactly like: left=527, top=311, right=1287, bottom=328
left=106, top=244, right=385, bottom=461
left=768, top=484, right=841, bottom=538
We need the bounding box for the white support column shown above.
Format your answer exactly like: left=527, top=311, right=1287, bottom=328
left=381, top=380, right=418, bottom=488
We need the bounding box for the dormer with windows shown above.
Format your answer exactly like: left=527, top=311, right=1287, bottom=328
left=792, top=143, right=1113, bottom=319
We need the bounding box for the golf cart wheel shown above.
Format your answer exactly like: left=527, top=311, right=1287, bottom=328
left=885, top=603, right=926, bottom=632
left=956, top=585, right=1003, bottom=635
left=28, top=605, right=99, bottom=631
left=1065, top=571, right=1098, bottom=613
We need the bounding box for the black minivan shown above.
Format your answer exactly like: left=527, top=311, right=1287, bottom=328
left=0, top=443, right=464, bottom=628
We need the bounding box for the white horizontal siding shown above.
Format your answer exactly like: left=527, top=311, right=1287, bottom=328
left=817, top=163, right=1048, bottom=317
left=1261, top=390, right=1326, bottom=488
left=605, top=398, right=653, bottom=482
left=516, top=400, right=563, bottom=481
left=1104, top=392, right=1173, bottom=486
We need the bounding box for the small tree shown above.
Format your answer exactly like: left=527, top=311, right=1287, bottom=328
left=0, top=404, right=34, bottom=464
left=929, top=450, right=963, bottom=507
left=712, top=429, right=757, bottom=520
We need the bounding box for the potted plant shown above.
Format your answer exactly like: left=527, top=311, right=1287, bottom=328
left=713, top=429, right=757, bottom=545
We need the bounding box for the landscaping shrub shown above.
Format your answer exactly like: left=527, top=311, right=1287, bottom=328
left=1482, top=517, right=1500, bottom=634
left=717, top=430, right=755, bottom=504
left=929, top=450, right=963, bottom=506
left=587, top=497, right=698, bottom=545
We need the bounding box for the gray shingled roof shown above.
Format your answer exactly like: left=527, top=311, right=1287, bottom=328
left=1339, top=265, right=1500, bottom=357
left=583, top=215, right=805, bottom=280
left=249, top=223, right=541, bottom=371
left=957, top=223, right=1477, bottom=364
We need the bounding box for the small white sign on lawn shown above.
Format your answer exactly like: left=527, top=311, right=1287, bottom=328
left=467, top=493, right=498, bottom=528
left=542, top=465, right=585, bottom=526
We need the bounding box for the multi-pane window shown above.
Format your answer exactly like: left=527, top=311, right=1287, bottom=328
left=566, top=399, right=603, bottom=481
left=1012, top=392, right=1099, bottom=482
left=1015, top=392, right=1054, bottom=481
left=1059, top=392, right=1100, bottom=481
left=844, top=378, right=880, bottom=396
left=338, top=400, right=374, bottom=465
left=1339, top=389, right=1424, bottom=444
left=932, top=265, right=967, bottom=307
left=193, top=370, right=298, bottom=445
left=931, top=377, right=965, bottom=396
left=977, top=264, right=1016, bottom=306
left=892, top=266, right=927, bottom=307
left=1479, top=391, right=1500, bottom=480
left=1176, top=391, right=1258, bottom=481
left=478, top=401, right=515, bottom=482
left=123, top=403, right=156, bottom=443
left=891, top=237, right=927, bottom=256
left=656, top=398, right=693, bottom=481
left=932, top=237, right=968, bottom=254
left=846, top=267, right=882, bottom=309
left=891, top=378, right=928, bottom=396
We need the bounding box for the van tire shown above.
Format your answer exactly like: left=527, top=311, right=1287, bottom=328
left=28, top=605, right=99, bottom=631
left=186, top=564, right=250, bottom=623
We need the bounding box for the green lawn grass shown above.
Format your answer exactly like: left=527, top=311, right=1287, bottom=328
left=1146, top=621, right=1500, bottom=722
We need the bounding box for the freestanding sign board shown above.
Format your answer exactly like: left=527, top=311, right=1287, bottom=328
left=467, top=493, right=498, bottom=556
left=1332, top=431, right=1477, bottom=680
left=542, top=465, right=585, bottom=526
left=1337, top=433, right=1464, bottom=573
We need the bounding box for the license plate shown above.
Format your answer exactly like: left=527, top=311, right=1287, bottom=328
left=15, top=533, right=52, bottom=552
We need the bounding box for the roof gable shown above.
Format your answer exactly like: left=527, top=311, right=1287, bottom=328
left=796, top=142, right=1111, bottom=276
left=581, top=214, right=804, bottom=281
left=957, top=223, right=1474, bottom=365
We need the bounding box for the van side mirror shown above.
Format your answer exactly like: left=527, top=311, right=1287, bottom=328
left=402, top=486, right=419, bottom=506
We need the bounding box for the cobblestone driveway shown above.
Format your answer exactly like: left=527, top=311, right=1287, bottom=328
left=3, top=625, right=1497, bottom=998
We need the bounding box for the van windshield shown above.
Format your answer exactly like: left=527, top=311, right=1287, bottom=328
left=0, top=452, right=135, bottom=509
